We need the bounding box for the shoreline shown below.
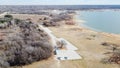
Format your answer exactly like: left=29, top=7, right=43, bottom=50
left=74, top=13, right=120, bottom=39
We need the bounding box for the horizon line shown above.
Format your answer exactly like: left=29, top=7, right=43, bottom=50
left=0, top=4, right=120, bottom=6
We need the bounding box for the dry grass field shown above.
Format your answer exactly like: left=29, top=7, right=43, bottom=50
left=23, top=25, right=120, bottom=68
left=11, top=14, right=49, bottom=23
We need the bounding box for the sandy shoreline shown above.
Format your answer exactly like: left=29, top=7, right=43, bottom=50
left=74, top=13, right=120, bottom=39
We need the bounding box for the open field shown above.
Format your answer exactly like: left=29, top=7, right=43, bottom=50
left=48, top=25, right=120, bottom=68
left=0, top=13, right=50, bottom=23
left=11, top=14, right=49, bottom=23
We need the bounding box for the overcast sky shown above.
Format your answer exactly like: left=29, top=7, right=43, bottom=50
left=0, top=0, right=120, bottom=5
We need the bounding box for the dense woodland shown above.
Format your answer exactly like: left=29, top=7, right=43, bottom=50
left=0, top=15, right=53, bottom=68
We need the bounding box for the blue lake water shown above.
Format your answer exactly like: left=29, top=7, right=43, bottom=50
left=78, top=10, right=120, bottom=34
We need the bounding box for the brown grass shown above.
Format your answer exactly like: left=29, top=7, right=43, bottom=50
left=23, top=25, right=120, bottom=68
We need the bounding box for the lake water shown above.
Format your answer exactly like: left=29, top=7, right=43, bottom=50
left=78, top=10, right=120, bottom=34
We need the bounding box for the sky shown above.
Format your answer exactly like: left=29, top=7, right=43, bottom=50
left=0, top=0, right=120, bottom=5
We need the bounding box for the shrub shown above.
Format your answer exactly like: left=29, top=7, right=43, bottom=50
left=0, top=20, right=5, bottom=24
left=4, top=15, right=13, bottom=20
left=101, top=42, right=120, bottom=64
left=0, top=19, right=53, bottom=67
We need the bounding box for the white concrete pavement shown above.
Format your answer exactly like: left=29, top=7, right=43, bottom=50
left=38, top=25, right=82, bottom=60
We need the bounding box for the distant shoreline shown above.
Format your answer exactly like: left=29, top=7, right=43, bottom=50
left=1, top=5, right=120, bottom=13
